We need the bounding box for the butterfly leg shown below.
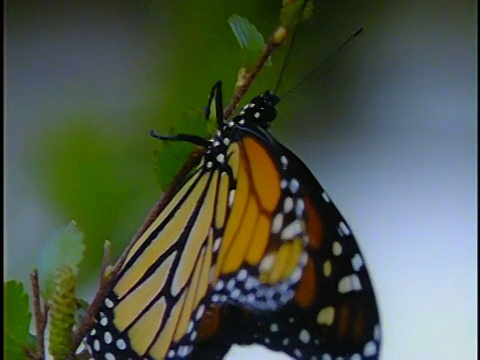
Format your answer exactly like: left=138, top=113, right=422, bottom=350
left=204, top=80, right=224, bottom=126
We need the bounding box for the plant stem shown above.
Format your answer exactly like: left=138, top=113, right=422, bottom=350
left=30, top=270, right=45, bottom=360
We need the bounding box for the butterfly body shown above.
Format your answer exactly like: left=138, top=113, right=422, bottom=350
left=86, top=84, right=381, bottom=360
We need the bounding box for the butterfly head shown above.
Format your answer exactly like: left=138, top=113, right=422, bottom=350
left=235, top=90, right=280, bottom=130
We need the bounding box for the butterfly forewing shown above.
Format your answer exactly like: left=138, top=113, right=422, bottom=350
left=87, top=162, right=233, bottom=359
left=210, top=128, right=310, bottom=312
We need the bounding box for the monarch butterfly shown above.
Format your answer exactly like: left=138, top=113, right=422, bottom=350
left=86, top=80, right=381, bottom=359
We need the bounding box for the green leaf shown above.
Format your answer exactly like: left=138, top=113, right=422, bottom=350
left=228, top=15, right=268, bottom=69
left=37, top=221, right=85, bottom=301
left=4, top=281, right=34, bottom=360
left=153, top=108, right=213, bottom=191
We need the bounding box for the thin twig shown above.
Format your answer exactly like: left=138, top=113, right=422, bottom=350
left=30, top=270, right=45, bottom=360
left=71, top=275, right=109, bottom=351
left=23, top=346, right=39, bottom=360
left=224, top=32, right=281, bottom=119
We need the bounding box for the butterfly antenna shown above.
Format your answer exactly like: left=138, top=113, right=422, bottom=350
left=280, top=27, right=364, bottom=100
left=273, top=0, right=310, bottom=95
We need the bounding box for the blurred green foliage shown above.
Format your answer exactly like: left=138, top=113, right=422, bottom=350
left=32, top=117, right=152, bottom=276
left=4, top=281, right=34, bottom=359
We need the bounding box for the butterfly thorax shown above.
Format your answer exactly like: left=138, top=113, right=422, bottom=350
left=202, top=90, right=280, bottom=171
left=233, top=90, right=279, bottom=129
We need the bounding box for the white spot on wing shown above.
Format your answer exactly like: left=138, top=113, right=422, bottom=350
left=245, top=277, right=255, bottom=290
left=363, top=341, right=378, bottom=356
left=104, top=297, right=114, bottom=309
left=322, top=191, right=330, bottom=202
left=299, top=329, right=310, bottom=343
left=283, top=197, right=294, bottom=213
left=289, top=178, right=300, bottom=193
left=332, top=241, right=342, bottom=256
left=116, top=339, right=126, bottom=350
left=271, top=213, right=283, bottom=233
left=259, top=253, right=275, bottom=273
left=195, top=304, right=205, bottom=320
left=338, top=274, right=362, bottom=294
left=104, top=331, right=112, bottom=344
left=237, top=269, right=247, bottom=281
left=295, top=199, right=304, bottom=217
left=227, top=278, right=235, bottom=291
left=351, top=253, right=363, bottom=272
left=280, top=220, right=303, bottom=240
left=338, top=221, right=351, bottom=236
left=99, top=316, right=108, bottom=327
left=214, top=280, right=224, bottom=291
left=231, top=288, right=241, bottom=298
left=216, top=153, right=225, bottom=163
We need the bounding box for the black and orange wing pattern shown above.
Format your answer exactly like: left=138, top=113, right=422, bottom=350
left=189, top=91, right=381, bottom=359
left=86, top=83, right=381, bottom=360
left=208, top=115, right=311, bottom=313
left=192, top=130, right=381, bottom=359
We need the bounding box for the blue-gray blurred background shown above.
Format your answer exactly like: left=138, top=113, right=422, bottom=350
left=5, top=0, right=477, bottom=359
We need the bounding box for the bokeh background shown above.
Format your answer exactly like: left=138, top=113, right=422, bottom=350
left=5, top=0, right=476, bottom=359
